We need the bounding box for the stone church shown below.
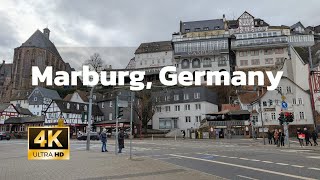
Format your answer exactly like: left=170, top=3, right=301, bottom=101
left=0, top=28, right=73, bottom=102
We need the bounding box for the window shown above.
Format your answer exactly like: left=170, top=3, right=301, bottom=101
left=165, top=106, right=171, bottom=112
left=195, top=104, right=201, bottom=110
left=218, top=57, right=227, bottom=66
left=192, top=58, right=200, bottom=68
left=109, top=113, right=112, bottom=120
left=34, top=97, right=37, bottom=101
left=287, top=86, right=292, bottom=94
left=76, top=104, right=79, bottom=110
left=277, top=87, right=282, bottom=94
left=239, top=51, right=247, bottom=57
left=195, top=28, right=201, bottom=31
left=276, top=57, right=285, bottom=64
left=184, top=94, right=189, bottom=100
left=84, top=105, right=87, bottom=111
left=185, top=104, right=190, bottom=110
left=109, top=101, right=113, bottom=107
left=203, top=27, right=209, bottom=30
left=101, top=102, right=105, bottom=108
left=299, top=112, right=305, bottom=119
left=165, top=95, right=170, bottom=102
left=240, top=60, right=248, bottom=66
left=251, top=59, right=260, bottom=65
left=185, top=116, right=191, bottom=123
left=185, top=29, right=190, bottom=32
left=196, top=116, right=201, bottom=122
left=251, top=50, right=259, bottom=56
left=93, top=95, right=96, bottom=100
left=269, top=99, right=273, bottom=106
left=155, top=97, right=160, bottom=102
left=67, top=103, right=70, bottom=109
left=275, top=48, right=284, bottom=54
left=264, top=49, right=273, bottom=55
left=203, top=58, right=211, bottom=67
left=293, top=98, right=296, bottom=105
left=252, top=115, right=258, bottom=122
left=156, top=106, right=161, bottom=112
left=174, top=95, right=179, bottom=101
left=181, top=59, right=190, bottom=69
left=271, top=113, right=276, bottom=120
left=175, top=105, right=180, bottom=111
left=298, top=98, right=303, bottom=104
left=265, top=58, right=274, bottom=64
left=194, top=93, right=200, bottom=99
left=263, top=101, right=267, bottom=106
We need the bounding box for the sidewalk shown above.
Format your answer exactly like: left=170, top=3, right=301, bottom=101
left=0, top=145, right=223, bottom=180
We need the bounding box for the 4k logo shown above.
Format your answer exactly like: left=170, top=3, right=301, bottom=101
left=28, top=127, right=70, bottom=160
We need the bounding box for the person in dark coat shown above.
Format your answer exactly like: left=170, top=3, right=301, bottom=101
left=279, top=129, right=285, bottom=147
left=267, top=130, right=273, bottom=144
left=118, top=129, right=125, bottom=153
left=182, top=130, right=186, bottom=139
left=100, top=128, right=108, bottom=152
left=312, top=130, right=318, bottom=146
left=304, top=128, right=313, bottom=146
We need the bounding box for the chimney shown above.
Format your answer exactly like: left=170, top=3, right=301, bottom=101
left=43, top=28, right=50, bottom=39
left=2, top=60, right=5, bottom=64
left=109, top=65, right=112, bottom=69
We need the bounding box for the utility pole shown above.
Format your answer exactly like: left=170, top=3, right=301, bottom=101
left=259, top=99, right=266, bottom=145
left=86, top=86, right=95, bottom=151
left=130, top=91, right=134, bottom=160
left=115, top=95, right=119, bottom=155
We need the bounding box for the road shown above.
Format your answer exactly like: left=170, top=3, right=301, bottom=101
left=1, top=138, right=320, bottom=180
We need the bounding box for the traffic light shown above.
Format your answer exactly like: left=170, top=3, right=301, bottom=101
left=286, top=112, right=294, bottom=123
left=278, top=112, right=285, bottom=125
left=117, top=106, right=124, bottom=118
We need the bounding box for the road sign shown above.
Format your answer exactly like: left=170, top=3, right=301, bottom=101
left=281, top=101, right=288, bottom=109
left=281, top=95, right=286, bottom=101
left=118, top=100, right=128, bottom=107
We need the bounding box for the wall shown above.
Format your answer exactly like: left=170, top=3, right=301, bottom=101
left=135, top=51, right=173, bottom=69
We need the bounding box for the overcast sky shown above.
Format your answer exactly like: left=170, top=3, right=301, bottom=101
left=1, top=0, right=320, bottom=69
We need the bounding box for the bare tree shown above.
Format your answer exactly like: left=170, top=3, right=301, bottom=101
left=84, top=53, right=104, bottom=72
left=133, top=90, right=156, bottom=134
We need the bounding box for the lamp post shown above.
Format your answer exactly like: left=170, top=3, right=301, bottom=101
left=86, top=85, right=95, bottom=151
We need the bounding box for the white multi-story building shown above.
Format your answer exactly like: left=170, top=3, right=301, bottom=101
left=152, top=87, right=218, bottom=132
left=238, top=77, right=314, bottom=132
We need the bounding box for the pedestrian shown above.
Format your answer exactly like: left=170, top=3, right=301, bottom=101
left=311, top=130, right=318, bottom=146
left=279, top=129, right=285, bottom=147
left=304, top=128, right=313, bottom=146
left=118, top=129, right=125, bottom=153
left=100, top=128, right=108, bottom=152
left=267, top=130, right=273, bottom=144
left=274, top=129, right=279, bottom=147
left=297, top=128, right=305, bottom=147
left=182, top=130, right=186, bottom=139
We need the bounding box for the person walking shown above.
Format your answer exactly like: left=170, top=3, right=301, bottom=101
left=297, top=128, right=305, bottom=147
left=274, top=129, right=279, bottom=147
left=304, top=128, right=313, bottom=146
left=267, top=130, right=273, bottom=144
left=118, top=129, right=125, bottom=153
left=312, top=130, right=318, bottom=146
left=182, top=130, right=186, bottom=139
left=279, top=129, right=285, bottom=147
left=100, top=128, right=108, bottom=152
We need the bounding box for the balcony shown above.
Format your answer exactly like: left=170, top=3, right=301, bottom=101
left=231, top=36, right=288, bottom=50
left=288, top=34, right=314, bottom=47
left=172, top=34, right=230, bottom=42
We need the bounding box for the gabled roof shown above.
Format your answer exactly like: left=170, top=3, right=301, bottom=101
left=5, top=116, right=44, bottom=124
left=135, top=41, right=173, bottom=54
left=180, top=19, right=225, bottom=33
left=21, top=29, right=62, bottom=59
left=291, top=21, right=305, bottom=30
left=52, top=100, right=103, bottom=116
left=15, top=106, right=32, bottom=115
left=294, top=42, right=320, bottom=65
left=0, top=63, right=12, bottom=78
left=0, top=103, right=11, bottom=112
left=30, top=87, right=61, bottom=100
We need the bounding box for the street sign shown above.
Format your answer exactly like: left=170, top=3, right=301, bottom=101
left=281, top=101, right=288, bottom=109
left=281, top=95, right=286, bottom=101
left=118, top=100, right=128, bottom=107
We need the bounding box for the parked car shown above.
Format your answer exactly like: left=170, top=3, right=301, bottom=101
left=0, top=132, right=11, bottom=140
left=77, top=132, right=100, bottom=140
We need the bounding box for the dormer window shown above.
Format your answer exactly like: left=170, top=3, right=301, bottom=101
left=76, top=104, right=79, bottom=110
left=260, top=21, right=264, bottom=25
left=203, top=27, right=209, bottom=31
left=214, top=26, right=220, bottom=30
left=195, top=28, right=201, bottom=32
left=34, top=97, right=37, bottom=101
left=67, top=103, right=70, bottom=109
left=185, top=29, right=190, bottom=32
left=84, top=105, right=87, bottom=110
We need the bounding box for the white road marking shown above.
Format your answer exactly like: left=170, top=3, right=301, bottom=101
left=306, top=156, right=320, bottom=159
left=308, top=167, right=320, bottom=171
left=262, top=161, right=273, bottom=164
left=228, top=156, right=237, bottom=159
left=291, top=165, right=304, bottom=168
left=220, top=155, right=227, bottom=157
left=239, top=158, right=249, bottom=160
left=169, top=154, right=316, bottom=180
left=250, top=159, right=260, bottom=162
left=237, top=175, right=259, bottom=180
left=276, top=163, right=289, bottom=166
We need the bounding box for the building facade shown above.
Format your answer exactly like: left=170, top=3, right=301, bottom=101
left=152, top=87, right=218, bottom=132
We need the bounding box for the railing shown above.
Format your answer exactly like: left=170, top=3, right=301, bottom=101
left=232, top=36, right=288, bottom=48
left=172, top=34, right=230, bottom=42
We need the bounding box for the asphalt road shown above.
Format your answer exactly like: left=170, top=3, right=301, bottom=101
left=1, top=138, right=320, bottom=180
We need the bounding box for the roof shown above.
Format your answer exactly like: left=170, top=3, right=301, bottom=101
left=53, top=100, right=103, bottom=116
left=268, top=25, right=290, bottom=29
left=291, top=21, right=305, bottom=30
left=93, top=119, right=130, bottom=125
left=180, top=19, right=224, bottom=33
left=31, top=87, right=62, bottom=100
left=237, top=88, right=267, bottom=105
left=4, top=116, right=44, bottom=124
left=221, top=104, right=241, bottom=111
left=125, top=57, right=136, bottom=69
left=207, top=109, right=250, bottom=115
left=21, top=29, right=62, bottom=59
left=15, top=106, right=32, bottom=115
left=0, top=103, right=10, bottom=112
left=0, top=63, right=12, bottom=78
left=135, top=41, right=173, bottom=54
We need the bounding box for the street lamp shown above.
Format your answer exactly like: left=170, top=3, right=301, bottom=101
left=86, top=85, right=96, bottom=151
